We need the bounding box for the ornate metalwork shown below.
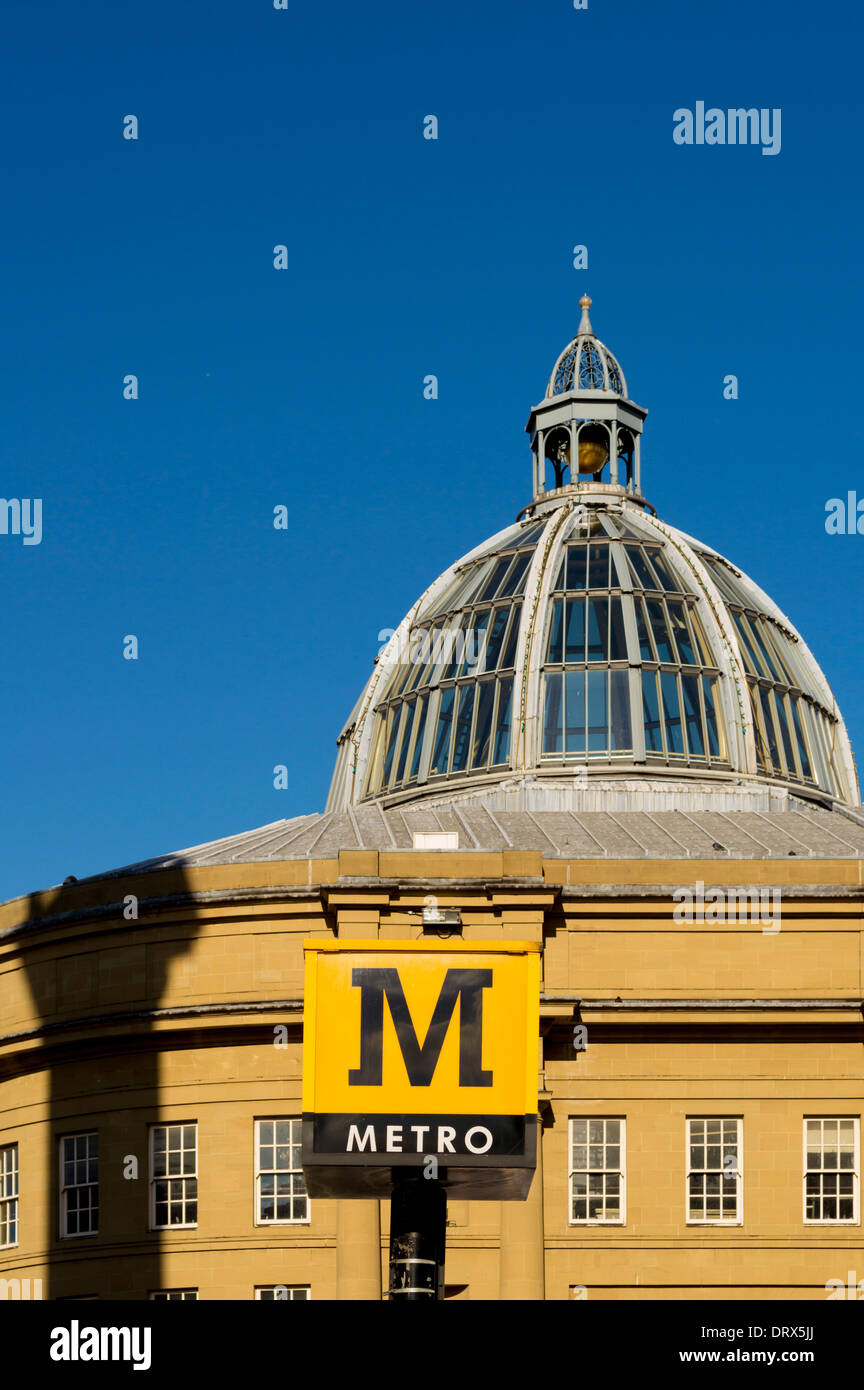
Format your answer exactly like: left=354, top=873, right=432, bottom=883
left=578, top=340, right=605, bottom=390
left=550, top=337, right=626, bottom=397
left=552, top=347, right=578, bottom=396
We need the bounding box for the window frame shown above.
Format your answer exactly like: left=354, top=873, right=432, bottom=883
left=802, top=1116, right=860, bottom=1226
left=0, top=1143, right=18, bottom=1249
left=568, top=1117, right=626, bottom=1226
left=254, top=1285, right=311, bottom=1301
left=149, top=1123, right=198, bottom=1232
left=254, top=1119, right=310, bottom=1227
left=58, top=1131, right=99, bottom=1240
left=685, top=1117, right=743, bottom=1226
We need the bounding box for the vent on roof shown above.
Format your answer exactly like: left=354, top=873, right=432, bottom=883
left=412, top=831, right=459, bottom=851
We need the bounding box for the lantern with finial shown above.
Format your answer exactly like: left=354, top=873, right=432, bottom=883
left=525, top=295, right=647, bottom=499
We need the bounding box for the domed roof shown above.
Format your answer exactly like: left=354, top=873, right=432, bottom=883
left=327, top=308, right=859, bottom=816
left=546, top=295, right=627, bottom=399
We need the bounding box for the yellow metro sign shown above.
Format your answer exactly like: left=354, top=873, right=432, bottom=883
left=301, top=940, right=540, bottom=1198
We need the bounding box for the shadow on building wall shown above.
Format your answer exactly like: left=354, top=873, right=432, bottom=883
left=11, top=855, right=199, bottom=1301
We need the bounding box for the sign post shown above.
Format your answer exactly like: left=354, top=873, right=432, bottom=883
left=301, top=939, right=541, bottom=1298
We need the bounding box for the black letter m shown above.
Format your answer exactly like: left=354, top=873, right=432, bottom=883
left=348, top=968, right=493, bottom=1087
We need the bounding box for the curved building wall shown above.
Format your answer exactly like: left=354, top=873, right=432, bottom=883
left=2, top=828, right=864, bottom=1301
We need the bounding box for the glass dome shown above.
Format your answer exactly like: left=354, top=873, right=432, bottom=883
left=327, top=306, right=858, bottom=815
left=327, top=499, right=857, bottom=812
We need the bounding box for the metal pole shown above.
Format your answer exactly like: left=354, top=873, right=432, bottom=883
left=387, top=1168, right=447, bottom=1301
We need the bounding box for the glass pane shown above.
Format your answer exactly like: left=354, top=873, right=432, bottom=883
left=547, top=599, right=564, bottom=663
left=364, top=713, right=388, bottom=795
left=408, top=696, right=428, bottom=780
left=660, top=672, right=684, bottom=753
left=642, top=671, right=663, bottom=752
left=394, top=701, right=416, bottom=785
left=514, top=521, right=547, bottom=547
left=477, top=554, right=515, bottom=602
left=401, top=636, right=428, bottom=694
left=423, top=616, right=458, bottom=686
left=759, top=622, right=797, bottom=684
left=470, top=681, right=496, bottom=769
left=492, top=678, right=513, bottom=764
left=609, top=669, right=632, bottom=750
left=565, top=547, right=588, bottom=590
left=702, top=677, right=721, bottom=757
left=382, top=655, right=414, bottom=700
left=587, top=543, right=609, bottom=588
left=789, top=697, right=813, bottom=780
left=732, top=613, right=765, bottom=678
left=689, top=607, right=714, bottom=665
left=543, top=673, right=563, bottom=754
left=586, top=598, right=608, bottom=661
left=587, top=670, right=607, bottom=753
left=634, top=598, right=654, bottom=660
left=441, top=616, right=468, bottom=680
left=773, top=691, right=797, bottom=778
left=500, top=603, right=521, bottom=669
left=429, top=559, right=488, bottom=617
left=647, top=548, right=680, bottom=592
left=624, top=545, right=657, bottom=590
left=667, top=599, right=696, bottom=664
left=566, top=598, right=587, bottom=662
left=564, top=671, right=586, bottom=754
left=459, top=608, right=490, bottom=678
left=646, top=600, right=674, bottom=663
left=700, top=555, right=745, bottom=605
left=751, top=620, right=784, bottom=682
left=681, top=673, right=705, bottom=757
left=498, top=549, right=532, bottom=597
left=450, top=686, right=476, bottom=773
left=758, top=685, right=781, bottom=770
left=381, top=708, right=404, bottom=788
left=608, top=597, right=628, bottom=660
left=430, top=688, right=455, bottom=773
left=483, top=606, right=510, bottom=671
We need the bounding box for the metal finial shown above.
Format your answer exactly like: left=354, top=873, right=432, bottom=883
left=578, top=294, right=593, bottom=336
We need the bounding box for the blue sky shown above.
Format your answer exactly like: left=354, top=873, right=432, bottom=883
left=1, top=0, right=862, bottom=902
